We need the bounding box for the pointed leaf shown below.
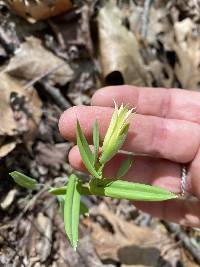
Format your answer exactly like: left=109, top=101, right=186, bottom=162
left=116, top=156, right=133, bottom=179
left=49, top=186, right=67, bottom=195
left=64, top=174, right=81, bottom=251
left=77, top=120, right=93, bottom=163
left=49, top=183, right=91, bottom=196
left=104, top=180, right=177, bottom=201
left=76, top=121, right=101, bottom=179
left=90, top=178, right=177, bottom=201
left=9, top=171, right=38, bottom=190
left=92, top=120, right=100, bottom=165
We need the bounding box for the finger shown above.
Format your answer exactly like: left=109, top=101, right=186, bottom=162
left=134, top=200, right=200, bottom=227
left=59, top=106, right=200, bottom=163
left=69, top=146, right=200, bottom=227
left=91, top=85, right=200, bottom=124
left=68, top=145, right=184, bottom=194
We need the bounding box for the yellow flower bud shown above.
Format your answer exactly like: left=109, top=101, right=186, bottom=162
left=100, top=103, right=134, bottom=165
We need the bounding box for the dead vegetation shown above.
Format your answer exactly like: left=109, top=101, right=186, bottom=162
left=0, top=0, right=200, bottom=266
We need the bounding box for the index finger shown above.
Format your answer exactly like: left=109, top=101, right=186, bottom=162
left=91, top=86, right=200, bottom=124
left=59, top=106, right=200, bottom=163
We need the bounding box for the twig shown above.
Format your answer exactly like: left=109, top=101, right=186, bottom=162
left=41, top=81, right=72, bottom=110
left=141, top=0, right=154, bottom=39
left=164, top=222, right=200, bottom=264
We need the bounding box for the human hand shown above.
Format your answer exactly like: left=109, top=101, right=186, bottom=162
left=59, top=85, right=200, bottom=227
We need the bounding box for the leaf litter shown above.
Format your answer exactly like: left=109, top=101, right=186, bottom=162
left=5, top=36, right=74, bottom=86
left=0, top=0, right=200, bottom=266
left=0, top=72, right=42, bottom=158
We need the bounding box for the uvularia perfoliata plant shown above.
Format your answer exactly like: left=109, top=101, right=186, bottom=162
left=10, top=104, right=177, bottom=250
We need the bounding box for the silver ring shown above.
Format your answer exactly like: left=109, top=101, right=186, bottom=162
left=181, top=164, right=187, bottom=196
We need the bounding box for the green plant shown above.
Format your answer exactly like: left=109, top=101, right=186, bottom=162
left=10, top=104, right=177, bottom=250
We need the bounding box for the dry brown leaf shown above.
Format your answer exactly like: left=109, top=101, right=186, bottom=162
left=174, top=18, right=200, bottom=90
left=0, top=72, right=42, bottom=158
left=128, top=3, right=173, bottom=51
left=36, top=212, right=53, bottom=262
left=174, top=0, right=200, bottom=23
left=148, top=60, right=175, bottom=88
left=66, top=235, right=112, bottom=267
left=5, top=37, right=74, bottom=86
left=0, top=142, right=17, bottom=159
left=125, top=2, right=174, bottom=88
left=0, top=75, right=18, bottom=137
left=89, top=203, right=180, bottom=267
left=146, top=6, right=173, bottom=51
left=0, top=189, right=17, bottom=210
left=35, top=142, right=68, bottom=168
left=180, top=246, right=200, bottom=267
left=98, top=2, right=150, bottom=86
left=7, top=0, right=72, bottom=21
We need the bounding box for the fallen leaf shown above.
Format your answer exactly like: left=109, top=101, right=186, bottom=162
left=0, top=72, right=42, bottom=158
left=180, top=246, right=200, bottom=267
left=89, top=203, right=180, bottom=267
left=174, top=18, right=200, bottom=90
left=0, top=142, right=17, bottom=159
left=98, top=1, right=150, bottom=86
left=66, top=235, right=112, bottom=267
left=146, top=5, right=173, bottom=51
left=0, top=189, right=17, bottom=210
left=36, top=212, right=53, bottom=262
left=124, top=2, right=175, bottom=88
left=173, top=0, right=200, bottom=23
left=128, top=2, right=173, bottom=50
left=148, top=59, right=175, bottom=88
left=8, top=0, right=72, bottom=21
left=5, top=37, right=74, bottom=86
left=35, top=142, right=68, bottom=167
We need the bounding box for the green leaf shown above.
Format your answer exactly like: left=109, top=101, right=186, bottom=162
left=76, top=120, right=101, bottom=179
left=116, top=156, right=133, bottom=179
left=90, top=178, right=177, bottom=201
left=49, top=186, right=67, bottom=195
left=92, top=120, right=99, bottom=166
left=64, top=174, right=81, bottom=251
left=49, top=183, right=91, bottom=196
left=77, top=120, right=93, bottom=163
left=80, top=201, right=89, bottom=216
left=9, top=171, right=38, bottom=190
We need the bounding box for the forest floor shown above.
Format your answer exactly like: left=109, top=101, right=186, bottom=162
left=0, top=0, right=200, bottom=266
